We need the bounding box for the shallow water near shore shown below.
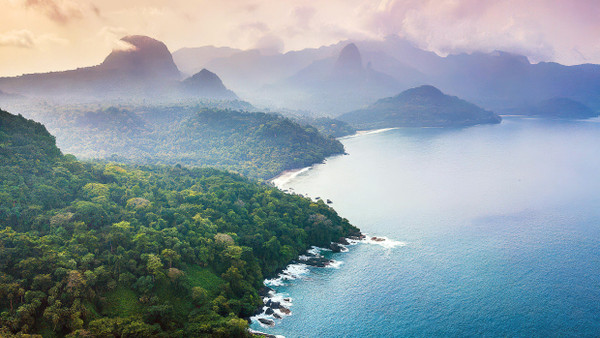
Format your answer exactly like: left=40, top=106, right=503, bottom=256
left=250, top=117, right=600, bottom=337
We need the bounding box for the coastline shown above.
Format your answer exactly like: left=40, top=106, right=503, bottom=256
left=249, top=239, right=363, bottom=332
left=254, top=130, right=401, bottom=335
left=355, top=127, right=399, bottom=135
left=338, top=127, right=399, bottom=140
left=269, top=166, right=312, bottom=188
left=269, top=127, right=399, bottom=188
left=249, top=234, right=405, bottom=334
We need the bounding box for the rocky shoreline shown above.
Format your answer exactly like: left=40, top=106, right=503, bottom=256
left=248, top=233, right=404, bottom=337
left=249, top=233, right=365, bottom=332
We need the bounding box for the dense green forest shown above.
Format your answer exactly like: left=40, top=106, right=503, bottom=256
left=292, top=116, right=356, bottom=138
left=10, top=102, right=345, bottom=180
left=0, top=109, right=360, bottom=336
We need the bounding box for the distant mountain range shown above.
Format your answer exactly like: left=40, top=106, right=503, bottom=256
left=260, top=43, right=404, bottom=113
left=339, top=85, right=501, bottom=129
left=511, top=97, right=598, bottom=119
left=171, top=35, right=600, bottom=116
left=2, top=34, right=599, bottom=118
left=0, top=35, right=237, bottom=102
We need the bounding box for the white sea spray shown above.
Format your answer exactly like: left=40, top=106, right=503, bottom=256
left=326, top=260, right=344, bottom=269
left=362, top=235, right=407, bottom=249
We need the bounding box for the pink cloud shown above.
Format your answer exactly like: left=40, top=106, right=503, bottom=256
left=23, top=0, right=84, bottom=24
left=362, top=0, right=600, bottom=64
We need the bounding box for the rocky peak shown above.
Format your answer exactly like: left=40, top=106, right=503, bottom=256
left=185, top=69, right=225, bottom=88
left=181, top=69, right=237, bottom=99
left=333, top=43, right=364, bottom=76
left=99, top=35, right=180, bottom=80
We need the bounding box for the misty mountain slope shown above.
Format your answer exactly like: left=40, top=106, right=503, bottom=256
left=75, top=107, right=149, bottom=133
left=419, top=51, right=600, bottom=112
left=0, top=36, right=239, bottom=103
left=511, top=97, right=598, bottom=119
left=180, top=69, right=238, bottom=99
left=0, top=35, right=180, bottom=98
left=341, top=37, right=600, bottom=113
left=172, top=45, right=243, bottom=75
left=351, top=38, right=600, bottom=112
left=38, top=106, right=343, bottom=179
left=261, top=43, right=407, bottom=114
left=528, top=63, right=600, bottom=111
left=176, top=44, right=340, bottom=96
left=174, top=36, right=433, bottom=99
left=184, top=35, right=600, bottom=115
left=339, top=85, right=501, bottom=129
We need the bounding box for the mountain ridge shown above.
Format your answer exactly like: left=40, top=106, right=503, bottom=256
left=171, top=35, right=600, bottom=114
left=0, top=36, right=237, bottom=102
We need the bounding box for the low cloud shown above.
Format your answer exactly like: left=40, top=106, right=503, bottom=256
left=363, top=0, right=600, bottom=64
left=293, top=6, right=316, bottom=30
left=255, top=34, right=284, bottom=55
left=0, top=30, right=68, bottom=49
left=0, top=30, right=35, bottom=48
left=24, top=0, right=84, bottom=24
left=97, top=27, right=135, bottom=51
left=238, top=22, right=270, bottom=33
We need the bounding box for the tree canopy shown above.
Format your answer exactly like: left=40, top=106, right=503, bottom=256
left=0, top=109, right=360, bottom=336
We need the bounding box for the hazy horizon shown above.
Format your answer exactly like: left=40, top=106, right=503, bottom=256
left=1, top=0, right=600, bottom=77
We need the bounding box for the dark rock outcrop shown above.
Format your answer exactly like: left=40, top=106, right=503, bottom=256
left=278, top=306, right=291, bottom=315
left=301, top=256, right=332, bottom=267
left=330, top=243, right=344, bottom=253
left=258, top=318, right=275, bottom=327
left=248, top=329, right=278, bottom=337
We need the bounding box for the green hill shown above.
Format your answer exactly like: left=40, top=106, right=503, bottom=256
left=339, top=85, right=501, bottom=129
left=0, top=109, right=359, bottom=336
left=31, top=105, right=344, bottom=180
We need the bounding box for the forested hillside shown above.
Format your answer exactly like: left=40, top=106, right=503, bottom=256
left=22, top=105, right=344, bottom=179
left=0, top=109, right=359, bottom=336
left=339, top=85, right=501, bottom=129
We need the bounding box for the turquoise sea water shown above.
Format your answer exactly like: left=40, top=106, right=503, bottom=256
left=250, top=117, right=600, bottom=337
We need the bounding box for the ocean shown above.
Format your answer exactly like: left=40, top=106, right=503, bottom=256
left=250, top=117, right=600, bottom=337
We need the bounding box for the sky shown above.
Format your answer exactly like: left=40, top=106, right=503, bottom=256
left=1, top=0, right=599, bottom=76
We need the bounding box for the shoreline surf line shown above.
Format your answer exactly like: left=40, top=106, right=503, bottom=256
left=338, top=127, right=399, bottom=140
left=269, top=128, right=399, bottom=188
left=269, top=166, right=312, bottom=188
left=250, top=234, right=404, bottom=331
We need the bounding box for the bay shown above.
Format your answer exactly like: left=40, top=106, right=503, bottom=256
left=251, top=117, right=600, bottom=337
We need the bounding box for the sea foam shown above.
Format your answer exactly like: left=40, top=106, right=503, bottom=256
left=326, top=260, right=344, bottom=269
left=265, top=263, right=310, bottom=286
left=362, top=235, right=406, bottom=249
left=271, top=167, right=311, bottom=188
